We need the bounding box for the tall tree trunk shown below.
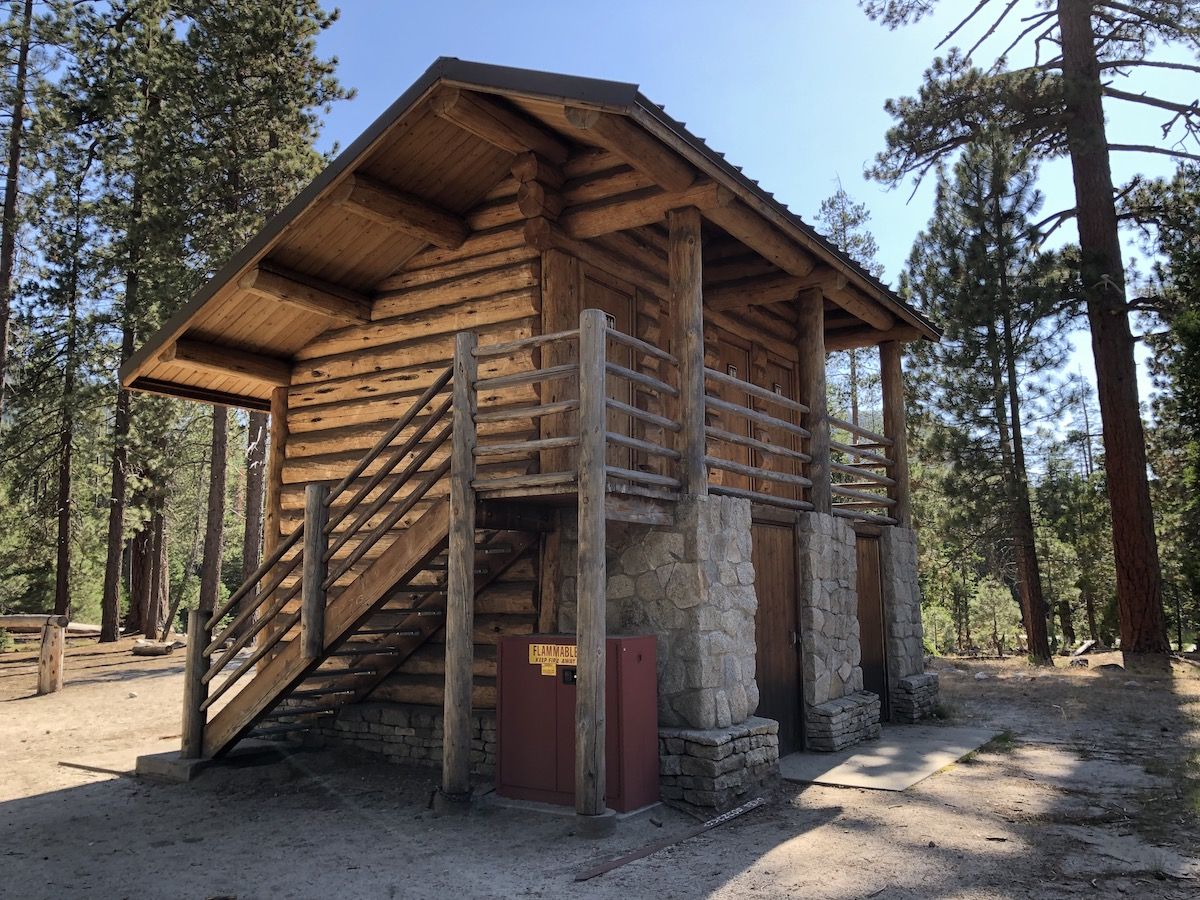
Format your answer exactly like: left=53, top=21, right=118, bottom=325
left=125, top=522, right=150, bottom=634
left=99, top=305, right=136, bottom=641
left=144, top=505, right=167, bottom=638
left=232, top=411, right=267, bottom=638
left=199, top=405, right=228, bottom=615
left=1058, top=0, right=1167, bottom=666
left=0, top=0, right=34, bottom=418
left=849, top=349, right=860, bottom=426
left=53, top=269, right=81, bottom=618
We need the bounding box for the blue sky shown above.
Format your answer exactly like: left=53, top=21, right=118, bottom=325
left=312, top=1, right=1190, bottom=406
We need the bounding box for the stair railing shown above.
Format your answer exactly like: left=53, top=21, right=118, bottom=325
left=181, top=366, right=456, bottom=756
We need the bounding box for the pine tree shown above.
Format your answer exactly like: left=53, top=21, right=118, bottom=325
left=904, top=134, right=1075, bottom=663
left=815, top=184, right=885, bottom=427
left=860, top=0, right=1196, bottom=665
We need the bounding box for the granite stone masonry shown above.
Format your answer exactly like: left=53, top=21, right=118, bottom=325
left=805, top=691, right=882, bottom=751
left=892, top=672, right=940, bottom=723
left=880, top=526, right=939, bottom=719
left=313, top=703, right=497, bottom=776
left=558, top=494, right=759, bottom=731
left=658, top=716, right=779, bottom=816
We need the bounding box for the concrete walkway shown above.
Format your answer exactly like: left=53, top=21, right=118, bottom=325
left=779, top=724, right=998, bottom=791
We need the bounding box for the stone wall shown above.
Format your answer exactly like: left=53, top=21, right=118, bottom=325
left=793, top=513, right=881, bottom=749
left=557, top=494, right=759, bottom=731
left=879, top=526, right=938, bottom=719
left=314, top=703, right=496, bottom=776
left=805, top=691, right=882, bottom=751
left=658, top=717, right=779, bottom=817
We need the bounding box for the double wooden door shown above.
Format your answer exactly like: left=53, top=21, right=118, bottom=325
left=750, top=519, right=803, bottom=754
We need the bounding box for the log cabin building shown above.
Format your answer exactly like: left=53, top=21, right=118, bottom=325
left=123, top=60, right=940, bottom=822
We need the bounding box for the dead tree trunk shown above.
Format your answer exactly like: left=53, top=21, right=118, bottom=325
left=1058, top=0, right=1167, bottom=666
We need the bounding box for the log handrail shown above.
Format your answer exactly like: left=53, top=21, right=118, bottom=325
left=828, top=416, right=893, bottom=447
left=703, top=366, right=809, bottom=415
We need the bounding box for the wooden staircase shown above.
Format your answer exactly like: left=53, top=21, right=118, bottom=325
left=183, top=362, right=536, bottom=760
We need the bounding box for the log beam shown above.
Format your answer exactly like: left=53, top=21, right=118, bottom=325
left=239, top=265, right=371, bottom=325
left=825, top=323, right=924, bottom=352
left=563, top=107, right=695, bottom=192
left=332, top=174, right=468, bottom=250
left=560, top=180, right=733, bottom=241
left=669, top=207, right=707, bottom=497
left=432, top=87, right=569, bottom=164
left=161, top=339, right=291, bottom=388
left=705, top=268, right=848, bottom=311
left=704, top=201, right=893, bottom=330
left=524, top=217, right=667, bottom=297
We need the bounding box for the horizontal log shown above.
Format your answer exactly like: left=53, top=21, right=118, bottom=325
left=475, top=435, right=577, bottom=458
left=707, top=483, right=814, bottom=511
left=705, top=268, right=847, bottom=311
left=239, top=265, right=371, bottom=324
left=702, top=366, right=808, bottom=414
left=605, top=362, right=679, bottom=398
left=0, top=614, right=70, bottom=630
left=705, top=455, right=813, bottom=487
left=371, top=260, right=538, bottom=319
left=605, top=465, right=681, bottom=490
left=832, top=508, right=898, bottom=526
left=475, top=362, right=577, bottom=392
left=828, top=416, right=893, bottom=446
left=704, top=395, right=811, bottom=439
left=830, top=462, right=896, bottom=487
left=831, top=484, right=896, bottom=506
left=524, top=217, right=668, bottom=298
left=705, top=425, right=811, bottom=462
left=825, top=323, right=925, bottom=352
left=605, top=431, right=680, bottom=460
left=474, top=327, right=579, bottom=359
left=560, top=180, right=734, bottom=240
left=474, top=398, right=580, bottom=425
left=332, top=173, right=468, bottom=249
left=605, top=397, right=681, bottom=432
left=160, top=339, right=291, bottom=387
left=605, top=327, right=676, bottom=365
left=397, top=223, right=530, bottom=276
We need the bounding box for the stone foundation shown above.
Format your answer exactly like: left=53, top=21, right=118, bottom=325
left=559, top=495, right=759, bottom=730
left=891, top=673, right=939, bottom=723
left=658, top=716, right=779, bottom=817
left=805, top=691, right=882, bottom=751
left=880, top=527, right=939, bottom=721
left=314, top=703, right=496, bottom=776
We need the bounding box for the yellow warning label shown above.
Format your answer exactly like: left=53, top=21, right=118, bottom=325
left=529, top=642, right=576, bottom=670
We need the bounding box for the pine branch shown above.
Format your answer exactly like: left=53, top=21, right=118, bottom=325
left=1098, top=58, right=1200, bottom=75
left=936, top=0, right=997, bottom=51
left=1108, top=143, right=1200, bottom=162
left=967, top=0, right=1023, bottom=61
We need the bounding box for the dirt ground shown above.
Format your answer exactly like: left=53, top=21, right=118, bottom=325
left=2, top=639, right=1198, bottom=899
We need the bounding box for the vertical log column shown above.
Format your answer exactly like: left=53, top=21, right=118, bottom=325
left=181, top=609, right=208, bottom=758
left=36, top=620, right=65, bottom=695
left=796, top=288, right=831, bottom=513
left=669, top=207, right=707, bottom=497
left=575, top=308, right=608, bottom=819
left=300, top=484, right=328, bottom=660
left=443, top=331, right=478, bottom=801
left=879, top=341, right=912, bottom=528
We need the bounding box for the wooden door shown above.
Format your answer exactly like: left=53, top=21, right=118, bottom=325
left=855, top=532, right=889, bottom=720
left=751, top=520, right=803, bottom=753
left=715, top=334, right=752, bottom=490
left=757, top=355, right=801, bottom=502
left=582, top=269, right=635, bottom=469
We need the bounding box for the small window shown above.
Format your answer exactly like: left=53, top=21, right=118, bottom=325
left=773, top=383, right=784, bottom=395
left=727, top=364, right=738, bottom=379
left=604, top=313, right=617, bottom=330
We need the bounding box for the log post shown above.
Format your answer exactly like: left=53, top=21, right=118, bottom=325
left=36, top=622, right=64, bottom=695
left=181, top=609, right=209, bottom=758
left=669, top=207, right=707, bottom=497
left=575, top=308, right=608, bottom=818
left=443, top=330, right=478, bottom=801
left=879, top=341, right=912, bottom=528
left=301, top=483, right=329, bottom=660
left=796, top=288, right=831, bottom=513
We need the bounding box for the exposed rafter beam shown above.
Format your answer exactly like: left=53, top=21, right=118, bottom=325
left=559, top=180, right=733, bottom=241
left=160, top=339, right=292, bottom=387
left=825, top=324, right=924, bottom=352
left=332, top=174, right=468, bottom=250
left=705, top=268, right=848, bottom=311
left=524, top=217, right=667, bottom=298
left=239, top=265, right=371, bottom=325
left=703, top=201, right=894, bottom=331
left=431, top=88, right=569, bottom=164
left=563, top=106, right=695, bottom=192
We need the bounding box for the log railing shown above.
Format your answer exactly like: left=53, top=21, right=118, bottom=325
left=470, top=308, right=683, bottom=500
left=703, top=367, right=815, bottom=511
left=828, top=415, right=898, bottom=525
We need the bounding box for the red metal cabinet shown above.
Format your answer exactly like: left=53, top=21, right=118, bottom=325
left=496, top=635, right=658, bottom=812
